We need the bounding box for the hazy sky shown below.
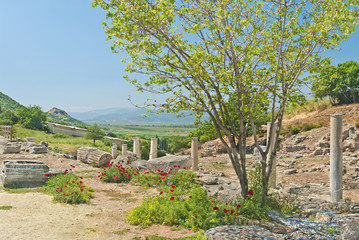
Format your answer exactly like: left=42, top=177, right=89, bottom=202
left=1, top=1, right=359, bottom=113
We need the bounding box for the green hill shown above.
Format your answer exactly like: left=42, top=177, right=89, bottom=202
left=47, top=107, right=87, bottom=127
left=0, top=92, right=23, bottom=111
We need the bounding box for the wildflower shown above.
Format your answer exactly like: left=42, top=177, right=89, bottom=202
left=248, top=190, right=254, bottom=196
left=170, top=190, right=174, bottom=192
left=172, top=186, right=175, bottom=189
left=44, top=174, right=49, bottom=177
left=160, top=192, right=163, bottom=195
left=189, top=196, right=192, bottom=198
left=237, top=204, right=241, bottom=208
left=183, top=167, right=186, bottom=169
left=230, top=210, right=235, bottom=214
left=213, top=206, right=219, bottom=210
left=224, top=209, right=228, bottom=213
left=170, top=197, right=174, bottom=200
left=81, top=189, right=84, bottom=192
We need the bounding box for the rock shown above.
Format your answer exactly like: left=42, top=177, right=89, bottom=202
left=40, top=141, right=48, bottom=147
left=315, top=212, right=332, bottom=222
left=24, top=137, right=36, bottom=142
left=203, top=185, right=224, bottom=197
left=0, top=143, right=21, bottom=154
left=294, top=136, right=307, bottom=144
left=146, top=155, right=191, bottom=173
left=284, top=169, right=297, bottom=175
left=312, top=148, right=323, bottom=155
left=130, top=160, right=148, bottom=169
left=196, top=175, right=218, bottom=185
left=341, top=217, right=359, bottom=240
left=204, top=225, right=280, bottom=240
left=0, top=160, right=50, bottom=188
left=29, top=146, right=47, bottom=154
left=217, top=186, right=242, bottom=204
left=294, top=154, right=303, bottom=159
left=316, top=141, right=330, bottom=148
left=285, top=144, right=306, bottom=152
left=21, top=142, right=37, bottom=151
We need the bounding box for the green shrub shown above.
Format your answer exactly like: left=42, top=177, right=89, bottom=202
left=44, top=173, right=94, bottom=204
left=99, top=164, right=139, bottom=183
left=356, top=121, right=359, bottom=128
left=289, top=126, right=300, bottom=135
left=52, top=133, right=70, bottom=139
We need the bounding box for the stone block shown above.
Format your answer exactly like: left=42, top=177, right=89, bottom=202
left=205, top=225, right=279, bottom=240
left=0, top=160, right=49, bottom=188
left=21, top=142, right=37, bottom=151
left=29, top=146, right=47, bottom=154
left=146, top=155, right=191, bottom=173
left=0, top=144, right=21, bottom=154
left=285, top=144, right=306, bottom=152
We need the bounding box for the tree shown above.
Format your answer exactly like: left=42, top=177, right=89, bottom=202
left=0, top=109, right=19, bottom=125
left=16, top=105, right=47, bottom=130
left=312, top=61, right=359, bottom=105
left=85, top=123, right=105, bottom=146
left=93, top=0, right=359, bottom=205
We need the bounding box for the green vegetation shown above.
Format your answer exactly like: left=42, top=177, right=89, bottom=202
left=43, top=173, right=94, bottom=204
left=312, top=61, right=359, bottom=105
left=284, top=98, right=331, bottom=119
left=100, top=123, right=196, bottom=137
left=0, top=206, right=12, bottom=210
left=14, top=126, right=112, bottom=154
left=0, top=91, right=23, bottom=111
left=85, top=123, right=105, bottom=146
left=16, top=105, right=47, bottom=130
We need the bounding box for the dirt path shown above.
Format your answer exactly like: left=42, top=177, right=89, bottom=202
left=0, top=154, right=195, bottom=240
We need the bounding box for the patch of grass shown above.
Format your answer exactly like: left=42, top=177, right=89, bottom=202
left=109, top=197, right=121, bottom=201
left=82, top=175, right=94, bottom=179
left=125, top=198, right=138, bottom=203
left=170, top=226, right=182, bottom=231
left=0, top=206, right=12, bottom=210
left=102, top=190, right=132, bottom=198
left=4, top=188, right=33, bottom=194
left=322, top=227, right=340, bottom=235
left=87, top=228, right=97, bottom=232
left=113, top=229, right=130, bottom=235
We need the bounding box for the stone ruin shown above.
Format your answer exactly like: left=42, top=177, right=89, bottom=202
left=21, top=137, right=48, bottom=154
left=77, top=146, right=112, bottom=167
left=0, top=160, right=50, bottom=188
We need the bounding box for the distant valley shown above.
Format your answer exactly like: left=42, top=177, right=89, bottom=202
left=68, top=107, right=197, bottom=124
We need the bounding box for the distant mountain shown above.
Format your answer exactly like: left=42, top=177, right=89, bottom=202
left=69, top=107, right=197, bottom=124
left=0, top=92, right=23, bottom=111
left=47, top=107, right=87, bottom=127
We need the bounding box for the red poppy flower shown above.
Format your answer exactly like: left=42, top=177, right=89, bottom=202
left=248, top=190, right=254, bottom=196
left=189, top=196, right=192, bottom=198
left=172, top=186, right=175, bottom=188
left=80, top=177, right=83, bottom=179
left=213, top=206, right=219, bottom=210
left=224, top=209, right=228, bottom=213
left=230, top=210, right=235, bottom=214
left=237, top=204, right=241, bottom=208
left=44, top=174, right=49, bottom=177
left=81, top=189, right=84, bottom=192
left=197, top=176, right=200, bottom=178
left=170, top=189, right=174, bottom=192
left=160, top=192, right=163, bottom=195
left=183, top=167, right=186, bottom=169
left=145, top=177, right=148, bottom=180
left=170, top=197, right=174, bottom=200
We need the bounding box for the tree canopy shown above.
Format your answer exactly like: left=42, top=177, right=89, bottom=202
left=93, top=0, right=359, bottom=204
left=16, top=106, right=47, bottom=130
left=85, top=123, right=105, bottom=146
left=312, top=61, right=359, bottom=105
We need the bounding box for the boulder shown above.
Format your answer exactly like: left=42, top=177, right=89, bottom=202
left=341, top=217, right=359, bottom=240
left=40, top=141, right=48, bottom=147
left=146, top=155, right=191, bottom=173
left=0, top=143, right=21, bottom=154
left=131, top=160, right=148, bottom=169
left=21, top=142, right=37, bottom=151
left=0, top=160, right=50, bottom=188
left=196, top=175, right=219, bottom=185
left=29, top=146, right=47, bottom=154
left=204, top=225, right=279, bottom=240
left=285, top=144, right=306, bottom=152
left=217, top=186, right=242, bottom=204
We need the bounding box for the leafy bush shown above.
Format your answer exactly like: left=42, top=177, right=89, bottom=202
left=44, top=173, right=94, bottom=204
left=289, top=126, right=300, bottom=135
left=52, top=133, right=70, bottom=139
left=98, top=164, right=139, bottom=183
left=356, top=121, right=359, bottom=129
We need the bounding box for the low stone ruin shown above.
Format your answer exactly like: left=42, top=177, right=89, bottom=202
left=77, top=146, right=112, bottom=167
left=0, top=160, right=50, bottom=188
left=0, top=141, right=21, bottom=154
left=21, top=138, right=48, bottom=154
left=146, top=155, right=192, bottom=172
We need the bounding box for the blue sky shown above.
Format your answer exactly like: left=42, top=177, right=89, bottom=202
left=1, top=1, right=359, bottom=113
